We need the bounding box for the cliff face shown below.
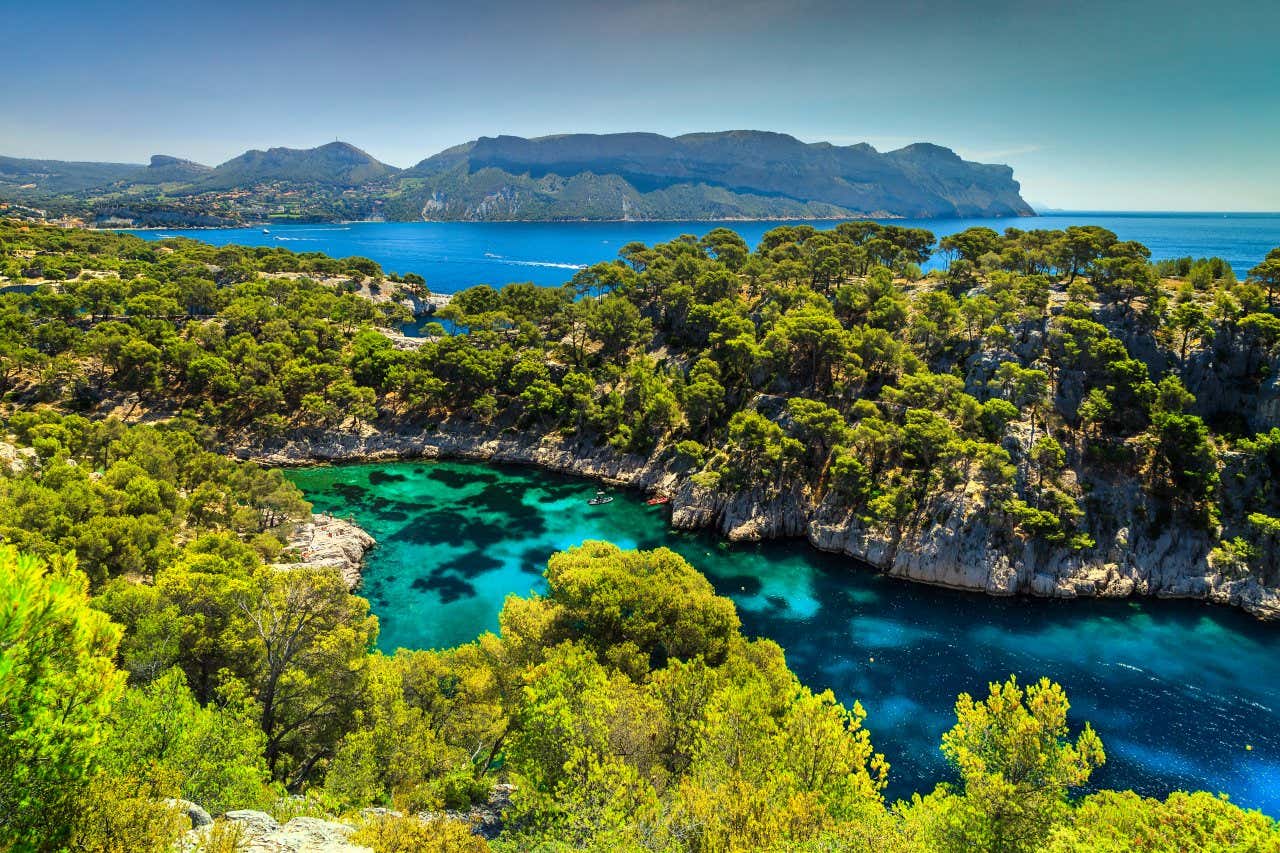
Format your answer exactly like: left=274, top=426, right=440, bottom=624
left=404, top=131, right=1035, bottom=221
left=236, top=420, right=1279, bottom=621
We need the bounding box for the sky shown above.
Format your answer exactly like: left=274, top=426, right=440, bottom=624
left=2, top=0, right=1278, bottom=211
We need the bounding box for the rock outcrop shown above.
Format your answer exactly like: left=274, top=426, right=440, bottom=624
left=241, top=419, right=1280, bottom=621
left=166, top=798, right=213, bottom=830
left=183, top=811, right=370, bottom=853
left=0, top=439, right=37, bottom=474
left=271, top=513, right=376, bottom=590
left=419, top=782, right=514, bottom=840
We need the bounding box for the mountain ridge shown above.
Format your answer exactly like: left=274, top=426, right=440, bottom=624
left=0, top=131, right=1033, bottom=225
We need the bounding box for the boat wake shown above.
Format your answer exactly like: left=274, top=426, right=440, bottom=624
left=479, top=251, right=584, bottom=270
left=497, top=259, right=586, bottom=270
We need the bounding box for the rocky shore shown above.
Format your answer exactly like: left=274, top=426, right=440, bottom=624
left=238, top=421, right=1280, bottom=621
left=271, top=513, right=377, bottom=591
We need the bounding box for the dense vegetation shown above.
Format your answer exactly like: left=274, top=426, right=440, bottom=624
left=5, top=535, right=1277, bottom=851
left=1, top=219, right=1279, bottom=850
left=2, top=221, right=1278, bottom=587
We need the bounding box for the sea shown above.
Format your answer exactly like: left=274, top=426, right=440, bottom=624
left=129, top=211, right=1280, bottom=293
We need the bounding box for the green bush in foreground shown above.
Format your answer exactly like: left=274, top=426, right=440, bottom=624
left=1, top=540, right=1277, bottom=852
left=0, top=547, right=123, bottom=850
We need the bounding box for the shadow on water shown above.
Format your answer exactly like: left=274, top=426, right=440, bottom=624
left=288, top=459, right=1280, bottom=814
left=329, top=481, right=371, bottom=503
left=411, top=573, right=478, bottom=604
left=425, top=465, right=501, bottom=489
left=519, top=546, right=553, bottom=575
left=436, top=551, right=505, bottom=579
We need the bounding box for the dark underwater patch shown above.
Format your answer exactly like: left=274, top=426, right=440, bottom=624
left=530, top=479, right=587, bottom=502
left=519, top=545, right=552, bottom=575
left=426, top=465, right=501, bottom=490
left=388, top=509, right=472, bottom=544
left=765, top=594, right=790, bottom=612
left=435, top=551, right=504, bottom=579
left=388, top=509, right=513, bottom=547
left=329, top=481, right=372, bottom=504
left=368, top=469, right=408, bottom=485
left=411, top=573, right=477, bottom=604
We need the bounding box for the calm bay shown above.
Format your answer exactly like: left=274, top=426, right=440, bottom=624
left=289, top=460, right=1280, bottom=814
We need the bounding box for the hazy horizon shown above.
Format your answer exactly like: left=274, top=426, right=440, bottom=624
left=4, top=0, right=1278, bottom=212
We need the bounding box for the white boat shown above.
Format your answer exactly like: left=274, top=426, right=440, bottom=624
left=587, top=489, right=613, bottom=506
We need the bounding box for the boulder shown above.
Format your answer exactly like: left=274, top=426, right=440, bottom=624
left=223, top=810, right=280, bottom=837
left=190, top=812, right=372, bottom=852
left=272, top=514, right=376, bottom=590
left=165, top=798, right=213, bottom=829
left=248, top=817, right=369, bottom=852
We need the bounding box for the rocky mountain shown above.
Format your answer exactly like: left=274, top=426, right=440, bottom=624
left=400, top=131, right=1033, bottom=220
left=136, top=154, right=212, bottom=184
left=0, top=132, right=1033, bottom=225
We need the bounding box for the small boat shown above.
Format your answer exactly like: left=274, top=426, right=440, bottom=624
left=262, top=228, right=270, bottom=234
left=587, top=489, right=613, bottom=506
left=645, top=495, right=670, bottom=506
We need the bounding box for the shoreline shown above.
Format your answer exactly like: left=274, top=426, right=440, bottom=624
left=235, top=421, right=1280, bottom=623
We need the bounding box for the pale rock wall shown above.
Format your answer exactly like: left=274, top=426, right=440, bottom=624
left=239, top=420, right=1280, bottom=620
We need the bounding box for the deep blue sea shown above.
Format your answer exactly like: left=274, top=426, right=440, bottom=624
left=130, top=212, right=1280, bottom=294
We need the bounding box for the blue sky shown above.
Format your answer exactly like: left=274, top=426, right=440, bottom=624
left=2, top=0, right=1277, bottom=210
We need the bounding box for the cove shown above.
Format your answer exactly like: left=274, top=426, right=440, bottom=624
left=287, top=459, right=1280, bottom=813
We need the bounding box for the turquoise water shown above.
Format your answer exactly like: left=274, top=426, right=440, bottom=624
left=288, top=460, right=1280, bottom=813
left=131, top=212, right=1280, bottom=293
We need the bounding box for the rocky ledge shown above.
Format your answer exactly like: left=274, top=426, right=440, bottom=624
left=175, top=790, right=507, bottom=851
left=182, top=809, right=369, bottom=852
left=238, top=421, right=1280, bottom=621
left=271, top=513, right=377, bottom=591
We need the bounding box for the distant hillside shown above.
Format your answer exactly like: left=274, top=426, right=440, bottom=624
left=0, top=155, right=142, bottom=195
left=0, top=132, right=1033, bottom=225
left=400, top=131, right=1033, bottom=220
left=138, top=155, right=212, bottom=184
left=197, top=141, right=398, bottom=190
